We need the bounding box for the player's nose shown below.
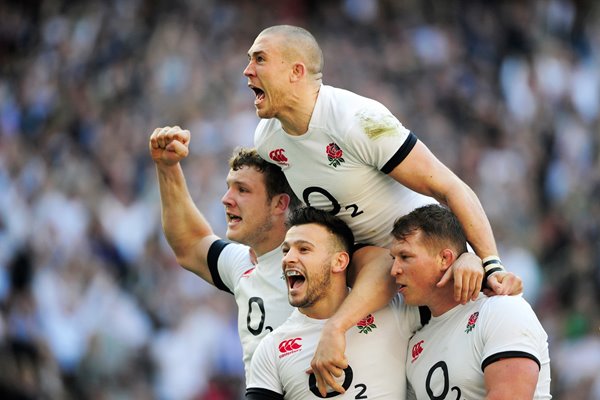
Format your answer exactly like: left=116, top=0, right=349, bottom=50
left=243, top=62, right=254, bottom=77
left=221, top=189, right=235, bottom=207
left=390, top=259, right=403, bottom=277
left=282, top=249, right=298, bottom=265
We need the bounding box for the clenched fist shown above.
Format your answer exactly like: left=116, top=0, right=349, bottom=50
left=149, top=126, right=190, bottom=166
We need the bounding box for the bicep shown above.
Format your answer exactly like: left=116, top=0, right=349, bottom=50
left=387, top=140, right=462, bottom=203
left=177, top=235, right=221, bottom=284
left=484, top=357, right=539, bottom=399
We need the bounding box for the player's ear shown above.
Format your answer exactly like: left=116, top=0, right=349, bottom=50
left=332, top=251, right=350, bottom=274
left=290, top=62, right=305, bottom=82
left=272, top=193, right=290, bottom=214
left=439, top=248, right=455, bottom=272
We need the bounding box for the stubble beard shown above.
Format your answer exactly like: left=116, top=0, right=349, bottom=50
left=290, top=263, right=331, bottom=309
left=245, top=214, right=273, bottom=249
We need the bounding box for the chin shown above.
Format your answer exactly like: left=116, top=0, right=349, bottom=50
left=226, top=230, right=246, bottom=245
left=256, top=107, right=276, bottom=119
left=288, top=296, right=305, bottom=309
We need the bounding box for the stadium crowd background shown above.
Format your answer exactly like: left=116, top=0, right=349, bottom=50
left=0, top=0, right=599, bottom=398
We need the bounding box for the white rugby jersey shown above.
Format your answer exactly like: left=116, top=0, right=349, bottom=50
left=255, top=85, right=437, bottom=247
left=406, top=294, right=552, bottom=400
left=208, top=240, right=293, bottom=381
left=246, top=295, right=421, bottom=399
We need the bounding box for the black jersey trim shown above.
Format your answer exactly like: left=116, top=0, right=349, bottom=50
left=245, top=387, right=284, bottom=400
left=481, top=351, right=541, bottom=371
left=419, top=306, right=432, bottom=327
left=381, top=132, right=418, bottom=174
left=207, top=239, right=233, bottom=294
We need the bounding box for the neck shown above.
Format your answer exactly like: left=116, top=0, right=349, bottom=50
left=300, top=285, right=349, bottom=320
left=279, top=84, right=320, bottom=136
left=252, top=222, right=288, bottom=258
left=427, top=285, right=461, bottom=317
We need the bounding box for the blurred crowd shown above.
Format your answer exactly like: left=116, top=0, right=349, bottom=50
left=0, top=0, right=598, bottom=399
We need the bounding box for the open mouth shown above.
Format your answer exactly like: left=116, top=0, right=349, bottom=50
left=250, top=85, right=265, bottom=104
left=285, top=269, right=306, bottom=290
left=227, top=213, right=242, bottom=224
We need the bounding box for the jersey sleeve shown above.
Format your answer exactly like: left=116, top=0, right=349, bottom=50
left=207, top=239, right=254, bottom=294
left=246, top=334, right=283, bottom=395
left=344, top=102, right=416, bottom=174
left=479, top=296, right=548, bottom=371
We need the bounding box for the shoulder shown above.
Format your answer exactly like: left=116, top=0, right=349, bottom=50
left=322, top=85, right=390, bottom=118
left=255, top=118, right=281, bottom=142
left=209, top=239, right=251, bottom=262
left=320, top=85, right=403, bottom=140
left=477, top=295, right=543, bottom=331
left=482, top=294, right=532, bottom=313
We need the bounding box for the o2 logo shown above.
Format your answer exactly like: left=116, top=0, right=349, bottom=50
left=424, top=361, right=462, bottom=400
left=308, top=366, right=368, bottom=399
left=302, top=187, right=364, bottom=218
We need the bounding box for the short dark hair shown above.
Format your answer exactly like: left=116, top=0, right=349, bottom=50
left=229, top=147, right=301, bottom=210
left=286, top=207, right=354, bottom=254
left=391, top=204, right=468, bottom=255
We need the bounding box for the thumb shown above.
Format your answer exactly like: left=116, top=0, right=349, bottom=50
left=486, top=274, right=502, bottom=293
left=166, top=140, right=190, bottom=158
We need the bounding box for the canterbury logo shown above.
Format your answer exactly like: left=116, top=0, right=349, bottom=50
left=269, top=148, right=289, bottom=166
left=411, top=340, right=424, bottom=363
left=278, top=337, right=302, bottom=358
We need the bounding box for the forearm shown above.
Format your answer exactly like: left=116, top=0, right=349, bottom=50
left=329, top=252, right=396, bottom=333
left=445, top=183, right=498, bottom=259
left=157, top=163, right=215, bottom=267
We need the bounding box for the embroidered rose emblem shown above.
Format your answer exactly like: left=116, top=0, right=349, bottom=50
left=465, top=311, right=479, bottom=333
left=356, top=314, right=377, bottom=334
left=326, top=142, right=345, bottom=168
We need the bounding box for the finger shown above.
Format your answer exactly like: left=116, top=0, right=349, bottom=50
left=459, top=273, right=470, bottom=304
left=150, top=127, right=162, bottom=149
left=314, top=372, right=328, bottom=397
left=166, top=126, right=183, bottom=142
left=323, top=371, right=345, bottom=394
left=496, top=274, right=512, bottom=295
left=453, top=270, right=464, bottom=302
left=466, top=272, right=479, bottom=302
left=472, top=274, right=483, bottom=301
left=501, top=276, right=519, bottom=295
left=169, top=128, right=190, bottom=144
left=156, top=126, right=171, bottom=148
left=436, top=266, right=453, bottom=288
left=516, top=279, right=523, bottom=295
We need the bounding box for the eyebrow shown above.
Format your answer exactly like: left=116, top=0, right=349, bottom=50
left=282, top=239, right=314, bottom=248
left=248, top=49, right=264, bottom=57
